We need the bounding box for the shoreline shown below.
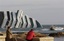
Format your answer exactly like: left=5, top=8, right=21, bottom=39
left=0, top=32, right=64, bottom=41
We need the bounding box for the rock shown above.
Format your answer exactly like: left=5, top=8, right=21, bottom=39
left=32, top=37, right=39, bottom=41
left=15, top=32, right=47, bottom=37
left=35, top=32, right=47, bottom=37
left=49, top=32, right=64, bottom=37
left=5, top=38, right=26, bottom=41
left=11, top=32, right=48, bottom=41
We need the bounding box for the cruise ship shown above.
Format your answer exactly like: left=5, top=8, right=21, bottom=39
left=0, top=10, right=42, bottom=33
left=0, top=10, right=64, bottom=34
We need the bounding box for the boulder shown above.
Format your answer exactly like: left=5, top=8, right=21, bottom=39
left=35, top=32, right=47, bottom=37
left=49, top=32, right=64, bottom=37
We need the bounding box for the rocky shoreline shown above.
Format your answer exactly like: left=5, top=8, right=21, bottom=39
left=0, top=32, right=64, bottom=41
left=0, top=32, right=64, bottom=37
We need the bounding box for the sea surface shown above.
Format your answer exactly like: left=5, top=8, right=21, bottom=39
left=42, top=25, right=64, bottom=29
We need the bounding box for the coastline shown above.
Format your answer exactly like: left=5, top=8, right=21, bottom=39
left=0, top=32, right=64, bottom=41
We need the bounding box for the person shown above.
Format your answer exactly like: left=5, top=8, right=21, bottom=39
left=26, top=29, right=36, bottom=41
left=6, top=26, right=24, bottom=41
left=6, top=26, right=12, bottom=41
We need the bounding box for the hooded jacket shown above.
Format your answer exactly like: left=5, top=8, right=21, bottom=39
left=26, top=29, right=36, bottom=40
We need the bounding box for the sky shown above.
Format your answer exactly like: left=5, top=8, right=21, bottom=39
left=0, top=0, right=64, bottom=25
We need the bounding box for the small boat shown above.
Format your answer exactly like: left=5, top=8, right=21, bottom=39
left=53, top=27, right=64, bottom=30
left=50, top=26, right=64, bottom=30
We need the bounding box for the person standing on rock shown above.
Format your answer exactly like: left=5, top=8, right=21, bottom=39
left=26, top=29, right=36, bottom=41
left=6, top=26, right=12, bottom=41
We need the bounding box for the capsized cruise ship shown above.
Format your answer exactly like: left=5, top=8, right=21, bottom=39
left=0, top=10, right=42, bottom=33
left=0, top=10, right=64, bottom=34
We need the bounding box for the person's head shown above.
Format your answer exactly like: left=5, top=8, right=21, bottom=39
left=30, top=29, right=33, bottom=31
left=7, top=26, right=10, bottom=29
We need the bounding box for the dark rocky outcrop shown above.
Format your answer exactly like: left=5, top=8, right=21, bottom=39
left=49, top=32, right=64, bottom=37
